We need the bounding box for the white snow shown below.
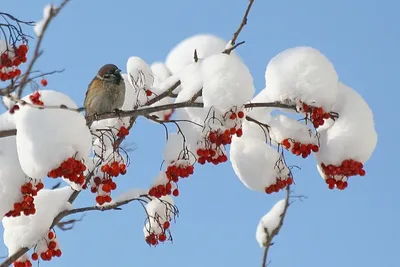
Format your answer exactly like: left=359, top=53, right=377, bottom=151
left=1, top=95, right=16, bottom=110
left=264, top=46, right=339, bottom=111
left=201, top=53, right=255, bottom=112
left=0, top=111, right=16, bottom=131
left=269, top=115, right=317, bottom=145
left=114, top=188, right=148, bottom=203
left=315, top=82, right=377, bottom=166
left=163, top=133, right=186, bottom=163
left=34, top=5, right=54, bottom=37
left=3, top=186, right=73, bottom=255
left=256, top=199, right=286, bottom=247
left=151, top=62, right=172, bottom=87
left=230, top=137, right=289, bottom=191
left=165, top=34, right=235, bottom=74
left=0, top=136, right=27, bottom=218
left=14, top=90, right=92, bottom=179
left=126, top=56, right=154, bottom=90
left=175, top=61, right=203, bottom=103
left=143, top=196, right=174, bottom=236
left=174, top=109, right=203, bottom=154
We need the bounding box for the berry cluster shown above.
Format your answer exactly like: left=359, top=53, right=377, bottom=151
left=301, top=102, right=331, bottom=129
left=281, top=138, right=319, bottom=158
left=29, top=91, right=44, bottom=106
left=149, top=161, right=193, bottom=198
left=145, top=221, right=171, bottom=246
left=13, top=260, right=32, bottom=267
left=90, top=161, right=126, bottom=205
left=117, top=126, right=129, bottom=138
left=264, top=177, right=293, bottom=194
left=322, top=159, right=366, bottom=190
left=196, top=108, right=245, bottom=166
left=48, top=157, right=87, bottom=186
left=0, top=44, right=28, bottom=82
left=31, top=231, right=62, bottom=262
left=5, top=180, right=44, bottom=217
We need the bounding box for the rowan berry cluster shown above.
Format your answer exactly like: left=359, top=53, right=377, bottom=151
left=90, top=161, right=126, bottom=205
left=29, top=91, right=44, bottom=106
left=31, top=231, right=62, bottom=262
left=281, top=138, right=319, bottom=158
left=145, top=221, right=171, bottom=246
left=149, top=161, right=193, bottom=198
left=301, top=102, right=331, bottom=129
left=264, top=177, right=293, bottom=194
left=48, top=157, right=87, bottom=186
left=322, top=159, right=366, bottom=190
left=5, top=180, right=44, bottom=217
left=197, top=109, right=244, bottom=165
left=13, top=259, right=31, bottom=267
left=0, top=44, right=28, bottom=82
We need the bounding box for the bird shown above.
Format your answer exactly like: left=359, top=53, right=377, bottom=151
left=84, top=64, right=126, bottom=126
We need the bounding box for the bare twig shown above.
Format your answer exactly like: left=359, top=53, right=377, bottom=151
left=223, top=0, right=255, bottom=54
left=15, top=0, right=70, bottom=97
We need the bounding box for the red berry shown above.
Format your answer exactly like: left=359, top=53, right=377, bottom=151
left=172, top=189, right=179, bottom=197
left=237, top=111, right=244, bottom=118
left=146, top=89, right=152, bottom=96
left=48, top=231, right=55, bottom=240
left=31, top=253, right=38, bottom=261
left=163, top=221, right=170, bottom=229
left=159, top=233, right=167, bottom=242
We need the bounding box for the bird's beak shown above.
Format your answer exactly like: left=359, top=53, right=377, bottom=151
left=116, top=68, right=121, bottom=73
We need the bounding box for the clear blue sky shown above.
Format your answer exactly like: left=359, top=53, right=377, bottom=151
left=1, top=0, right=398, bottom=266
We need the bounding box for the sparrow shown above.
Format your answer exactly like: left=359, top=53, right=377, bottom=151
left=84, top=64, right=126, bottom=125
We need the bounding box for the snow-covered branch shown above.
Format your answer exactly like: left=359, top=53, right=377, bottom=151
left=257, top=186, right=291, bottom=267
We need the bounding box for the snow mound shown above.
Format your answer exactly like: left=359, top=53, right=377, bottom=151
left=269, top=115, right=316, bottom=144
left=3, top=187, right=73, bottom=255
left=316, top=82, right=377, bottom=165
left=176, top=61, right=203, bottom=103
left=256, top=199, right=286, bottom=247
left=143, top=196, right=174, bottom=236
left=14, top=90, right=92, bottom=179
left=126, top=56, right=154, bottom=89
left=0, top=136, right=27, bottom=217
left=0, top=111, right=16, bottom=131
left=202, top=53, right=254, bottom=112
left=163, top=133, right=185, bottom=163
left=230, top=137, right=289, bottom=191
left=265, top=46, right=339, bottom=111
left=151, top=62, right=172, bottom=87
left=166, top=34, right=233, bottom=74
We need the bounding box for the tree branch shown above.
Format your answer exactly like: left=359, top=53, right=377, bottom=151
left=261, top=186, right=291, bottom=267
left=223, top=0, right=255, bottom=54
left=15, top=0, right=70, bottom=98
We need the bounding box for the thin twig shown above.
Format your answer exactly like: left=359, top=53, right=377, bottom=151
left=16, top=0, right=70, bottom=97
left=222, top=0, right=255, bottom=54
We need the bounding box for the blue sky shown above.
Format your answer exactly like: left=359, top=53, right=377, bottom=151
left=1, top=0, right=398, bottom=266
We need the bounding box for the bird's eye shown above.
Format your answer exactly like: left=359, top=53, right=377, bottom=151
left=103, top=74, right=111, bottom=79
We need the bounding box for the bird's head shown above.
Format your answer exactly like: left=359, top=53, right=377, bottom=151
left=97, top=64, right=122, bottom=84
